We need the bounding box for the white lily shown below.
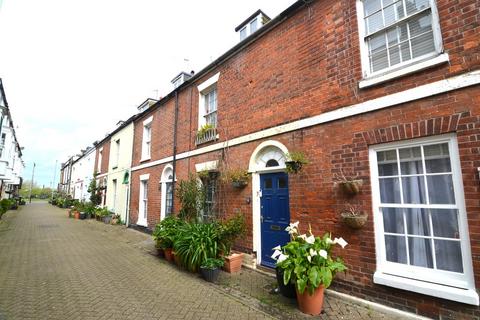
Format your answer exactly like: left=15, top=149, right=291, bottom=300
left=305, top=235, right=315, bottom=244
left=326, top=237, right=334, bottom=245
left=309, top=248, right=317, bottom=257
left=291, top=221, right=299, bottom=228
left=297, top=234, right=307, bottom=241
left=272, top=245, right=281, bottom=251
left=285, top=221, right=300, bottom=235
left=271, top=249, right=282, bottom=260
left=319, top=249, right=328, bottom=259
left=277, top=253, right=288, bottom=263
left=307, top=255, right=312, bottom=263
left=334, top=237, right=348, bottom=249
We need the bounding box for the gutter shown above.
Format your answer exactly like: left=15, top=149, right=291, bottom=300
left=171, top=90, right=179, bottom=211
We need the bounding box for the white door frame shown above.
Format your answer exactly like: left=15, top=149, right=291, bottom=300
left=137, top=174, right=149, bottom=226
left=248, top=140, right=289, bottom=265
left=160, top=164, right=175, bottom=221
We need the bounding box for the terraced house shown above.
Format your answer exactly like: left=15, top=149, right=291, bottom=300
left=125, top=0, right=480, bottom=318
left=0, top=79, right=24, bottom=199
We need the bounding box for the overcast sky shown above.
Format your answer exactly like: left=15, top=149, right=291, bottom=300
left=0, top=0, right=296, bottom=188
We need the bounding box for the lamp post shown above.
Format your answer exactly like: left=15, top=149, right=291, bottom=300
left=28, top=162, right=35, bottom=203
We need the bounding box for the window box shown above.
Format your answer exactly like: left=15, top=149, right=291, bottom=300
left=195, top=126, right=218, bottom=145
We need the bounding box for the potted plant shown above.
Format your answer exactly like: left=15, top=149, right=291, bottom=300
left=334, top=170, right=363, bottom=195
left=173, top=222, right=221, bottom=273
left=285, top=151, right=309, bottom=174
left=196, top=123, right=215, bottom=140
left=226, top=169, right=250, bottom=188
left=152, top=216, right=184, bottom=262
left=340, top=205, right=368, bottom=229
left=218, top=214, right=246, bottom=273
left=200, top=258, right=224, bottom=282
left=274, top=222, right=347, bottom=316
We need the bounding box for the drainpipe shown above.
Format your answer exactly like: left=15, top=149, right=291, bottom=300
left=171, top=90, right=179, bottom=212
left=126, top=168, right=132, bottom=227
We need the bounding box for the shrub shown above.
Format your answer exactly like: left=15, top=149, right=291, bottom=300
left=201, top=257, right=224, bottom=269
left=152, top=216, right=184, bottom=249
left=177, top=174, right=205, bottom=221
left=173, top=222, right=221, bottom=272
left=218, top=213, right=246, bottom=256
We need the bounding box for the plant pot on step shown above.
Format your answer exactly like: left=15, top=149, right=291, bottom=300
left=164, top=248, right=174, bottom=262
left=102, top=216, right=112, bottom=224
left=296, top=286, right=325, bottom=316
left=74, top=211, right=80, bottom=219
left=339, top=180, right=363, bottom=195
left=341, top=211, right=368, bottom=229
left=200, top=267, right=220, bottom=283
left=79, top=212, right=86, bottom=220
left=223, top=252, right=244, bottom=273
left=275, top=267, right=296, bottom=299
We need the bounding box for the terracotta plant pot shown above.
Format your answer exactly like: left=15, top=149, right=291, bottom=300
left=341, top=212, right=368, bottom=229
left=164, top=248, right=174, bottom=262
left=223, top=253, right=244, bottom=273
left=296, top=286, right=325, bottom=316
left=339, top=180, right=363, bottom=195
left=74, top=211, right=80, bottom=219
left=173, top=252, right=183, bottom=268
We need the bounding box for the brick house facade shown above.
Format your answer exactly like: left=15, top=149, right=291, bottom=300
left=94, top=139, right=110, bottom=206
left=127, top=0, right=480, bottom=318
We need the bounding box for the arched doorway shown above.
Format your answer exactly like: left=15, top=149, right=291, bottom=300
left=160, top=165, right=174, bottom=220
left=249, top=141, right=290, bottom=267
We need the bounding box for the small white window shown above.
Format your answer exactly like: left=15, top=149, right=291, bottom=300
left=197, top=72, right=220, bottom=130
left=250, top=18, right=258, bottom=33
left=141, top=117, right=153, bottom=161
left=97, top=148, right=103, bottom=173
left=240, top=26, right=247, bottom=40
left=204, top=88, right=217, bottom=127
left=357, top=0, right=443, bottom=77
left=369, top=134, right=478, bottom=305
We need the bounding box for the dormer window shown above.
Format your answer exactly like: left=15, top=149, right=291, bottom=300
left=235, top=10, right=270, bottom=41
left=171, top=71, right=193, bottom=89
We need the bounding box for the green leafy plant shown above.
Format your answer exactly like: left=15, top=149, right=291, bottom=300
left=274, top=222, right=347, bottom=295
left=285, top=151, right=309, bottom=174
left=95, top=207, right=110, bottom=217
left=152, top=216, right=185, bottom=249
left=201, top=257, right=224, bottom=269
left=177, top=174, right=205, bottom=221
left=196, top=123, right=215, bottom=139
left=223, top=168, right=249, bottom=187
left=87, top=176, right=102, bottom=206
left=218, top=213, right=247, bottom=256
left=173, top=222, right=221, bottom=272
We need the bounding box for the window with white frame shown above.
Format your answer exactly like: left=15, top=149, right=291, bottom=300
left=250, top=18, right=258, bottom=33
left=97, top=148, right=103, bottom=172
left=112, top=179, right=117, bottom=211
left=141, top=117, right=153, bottom=160
left=197, top=73, right=220, bottom=131
left=114, top=139, right=120, bottom=168
left=357, top=0, right=442, bottom=76
left=203, top=88, right=217, bottom=127
left=240, top=26, right=247, bottom=41
left=200, top=177, right=216, bottom=221
left=138, top=176, right=149, bottom=226
left=370, top=135, right=476, bottom=303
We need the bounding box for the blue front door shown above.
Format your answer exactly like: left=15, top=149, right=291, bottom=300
left=260, top=172, right=290, bottom=268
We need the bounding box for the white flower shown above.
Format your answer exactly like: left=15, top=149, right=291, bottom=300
left=334, top=237, right=348, bottom=249
left=309, top=248, right=317, bottom=257
left=277, top=253, right=288, bottom=263
left=271, top=250, right=282, bottom=260
left=307, top=255, right=312, bottom=263
left=291, top=221, right=299, bottom=228
left=319, top=249, right=328, bottom=259
left=285, top=221, right=300, bottom=235
left=305, top=235, right=315, bottom=244
left=298, top=234, right=307, bottom=241
left=326, top=237, right=334, bottom=245
left=272, top=245, right=281, bottom=251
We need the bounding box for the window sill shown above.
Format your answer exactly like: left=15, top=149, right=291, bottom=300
left=359, top=53, right=449, bottom=89
left=374, top=271, right=479, bottom=306
left=139, top=157, right=151, bottom=163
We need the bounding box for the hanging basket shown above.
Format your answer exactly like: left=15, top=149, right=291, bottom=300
left=231, top=180, right=248, bottom=189
left=341, top=211, right=368, bottom=229
left=339, top=180, right=363, bottom=195
left=285, top=161, right=303, bottom=174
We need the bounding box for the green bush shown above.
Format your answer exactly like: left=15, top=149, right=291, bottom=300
left=152, top=216, right=185, bottom=249
left=95, top=207, right=110, bottom=217
left=201, top=257, right=224, bottom=269
left=173, top=222, right=221, bottom=272
left=177, top=174, right=205, bottom=221
left=217, top=213, right=247, bottom=256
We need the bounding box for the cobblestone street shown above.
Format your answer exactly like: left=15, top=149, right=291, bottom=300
left=0, top=202, right=399, bottom=320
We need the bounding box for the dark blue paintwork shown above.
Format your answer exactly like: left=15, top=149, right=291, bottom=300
left=260, top=172, right=290, bottom=268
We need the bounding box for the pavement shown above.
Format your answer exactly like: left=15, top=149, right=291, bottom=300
left=0, top=202, right=399, bottom=319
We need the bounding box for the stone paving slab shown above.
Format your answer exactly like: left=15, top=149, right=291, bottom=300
left=0, top=202, right=271, bottom=320
left=0, top=202, right=402, bottom=319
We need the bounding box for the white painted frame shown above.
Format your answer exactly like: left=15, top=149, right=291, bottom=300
left=356, top=0, right=445, bottom=88
left=141, top=116, right=153, bottom=162
left=369, top=134, right=478, bottom=305
left=137, top=173, right=150, bottom=226
left=197, top=72, right=220, bottom=129
left=248, top=140, right=289, bottom=265
left=97, top=147, right=103, bottom=173
left=160, top=164, right=175, bottom=221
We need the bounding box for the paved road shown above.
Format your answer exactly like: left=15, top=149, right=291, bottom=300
left=0, top=202, right=272, bottom=320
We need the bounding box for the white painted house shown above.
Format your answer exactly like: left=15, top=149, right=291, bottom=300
left=70, top=147, right=96, bottom=202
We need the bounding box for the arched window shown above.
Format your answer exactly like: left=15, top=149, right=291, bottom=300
left=266, top=159, right=279, bottom=167
left=160, top=165, right=174, bottom=219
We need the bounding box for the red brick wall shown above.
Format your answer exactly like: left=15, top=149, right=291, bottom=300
left=94, top=140, right=110, bottom=175
left=126, top=0, right=480, bottom=317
